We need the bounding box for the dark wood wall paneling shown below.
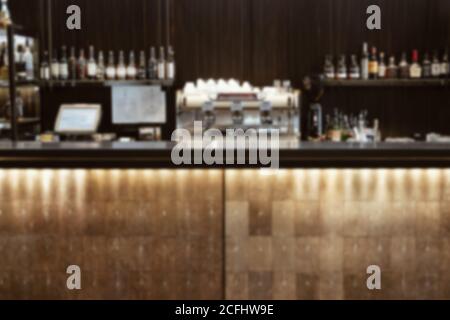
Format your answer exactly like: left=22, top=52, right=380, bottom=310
left=10, top=0, right=450, bottom=138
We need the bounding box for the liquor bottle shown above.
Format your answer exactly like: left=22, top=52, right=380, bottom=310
left=307, top=103, right=323, bottom=139
left=422, top=53, right=432, bottom=78
left=116, top=51, right=127, bottom=80
left=137, top=50, right=147, bottom=80
left=386, top=56, right=398, bottom=79
left=441, top=50, right=450, bottom=78
left=349, top=55, right=361, bottom=79
left=87, top=45, right=97, bottom=79
left=23, top=40, right=34, bottom=80
left=409, top=50, right=422, bottom=79
left=166, top=46, right=175, bottom=80
left=59, top=46, right=69, bottom=80
left=50, top=49, right=60, bottom=80
left=157, top=46, right=166, bottom=80
left=378, top=52, right=386, bottom=79
left=77, top=49, right=87, bottom=80
left=0, top=0, right=11, bottom=28
left=361, top=42, right=369, bottom=80
left=336, top=55, right=347, bottom=79
left=368, top=46, right=378, bottom=79
left=148, top=47, right=157, bottom=79
left=68, top=47, right=77, bottom=80
left=106, top=51, right=116, bottom=80
left=127, top=51, right=137, bottom=79
left=40, top=51, right=50, bottom=80
left=431, top=52, right=441, bottom=78
left=399, top=53, right=409, bottom=79
left=15, top=45, right=26, bottom=80
left=0, top=42, right=8, bottom=80
left=323, top=55, right=335, bottom=79
left=97, top=51, right=105, bottom=80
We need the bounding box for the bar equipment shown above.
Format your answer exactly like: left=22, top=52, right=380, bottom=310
left=177, top=79, right=300, bottom=137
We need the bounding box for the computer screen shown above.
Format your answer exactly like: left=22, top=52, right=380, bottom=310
left=55, top=104, right=102, bottom=134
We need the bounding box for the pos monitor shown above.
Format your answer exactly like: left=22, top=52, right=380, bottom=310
left=54, top=104, right=102, bottom=135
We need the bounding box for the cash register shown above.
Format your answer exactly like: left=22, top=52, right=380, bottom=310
left=37, top=104, right=103, bottom=142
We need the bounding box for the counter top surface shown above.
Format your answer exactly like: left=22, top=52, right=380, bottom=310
left=0, top=141, right=450, bottom=168
left=1, top=141, right=450, bottom=151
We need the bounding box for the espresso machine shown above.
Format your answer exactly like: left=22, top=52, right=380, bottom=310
left=176, top=79, right=300, bottom=138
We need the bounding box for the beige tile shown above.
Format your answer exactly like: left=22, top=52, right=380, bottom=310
left=296, top=273, right=319, bottom=300
left=272, top=201, right=295, bottom=237
left=273, top=237, right=296, bottom=272
left=295, top=237, right=321, bottom=274
left=319, top=236, right=344, bottom=273
left=226, top=201, right=249, bottom=237
left=226, top=272, right=248, bottom=300
left=342, top=202, right=370, bottom=237
left=415, top=202, right=441, bottom=237
left=247, top=237, right=273, bottom=272
left=389, top=237, right=417, bottom=275
left=320, top=201, right=344, bottom=236
left=226, top=237, right=248, bottom=272
left=440, top=202, right=450, bottom=236
left=343, top=238, right=372, bottom=274
left=248, top=272, right=273, bottom=300
left=273, top=272, right=296, bottom=300
left=319, top=272, right=344, bottom=300
left=295, top=201, right=322, bottom=236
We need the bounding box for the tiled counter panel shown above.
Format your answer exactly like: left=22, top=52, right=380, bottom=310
left=0, top=170, right=223, bottom=300
left=225, top=169, right=450, bottom=300
left=1, top=168, right=450, bottom=299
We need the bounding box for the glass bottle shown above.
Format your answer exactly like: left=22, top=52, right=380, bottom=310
left=87, top=45, right=97, bottom=79
left=77, top=49, right=87, bottom=80
left=349, top=55, right=361, bottom=79
left=51, top=49, right=60, bottom=80
left=97, top=51, right=105, bottom=80
left=368, top=46, right=378, bottom=79
left=116, top=51, right=127, bottom=80
left=148, top=47, right=157, bottom=80
left=157, top=47, right=166, bottom=80
left=431, top=52, right=441, bottom=78
left=137, top=51, right=147, bottom=80
left=386, top=56, right=398, bottom=79
left=127, top=51, right=137, bottom=80
left=422, top=53, right=432, bottom=78
left=409, top=50, right=422, bottom=79
left=361, top=42, right=369, bottom=80
left=336, top=55, right=347, bottom=80
left=106, top=51, right=116, bottom=80
left=24, top=40, right=34, bottom=80
left=68, top=46, right=77, bottom=80
left=323, top=55, right=335, bottom=79
left=441, top=50, right=450, bottom=79
left=59, top=46, right=69, bottom=80
left=378, top=52, right=386, bottom=79
left=166, top=46, right=175, bottom=80
left=399, top=53, right=409, bottom=79
left=0, top=0, right=11, bottom=28
left=40, top=51, right=50, bottom=80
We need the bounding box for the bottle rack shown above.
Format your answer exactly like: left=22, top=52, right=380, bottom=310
left=324, top=79, right=450, bottom=88
left=2, top=24, right=41, bottom=141
left=40, top=79, right=175, bottom=88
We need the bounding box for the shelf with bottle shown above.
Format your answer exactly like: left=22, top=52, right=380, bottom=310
left=0, top=28, right=39, bottom=88
left=0, top=117, right=40, bottom=128
left=323, top=78, right=450, bottom=87
left=0, top=79, right=40, bottom=88
left=309, top=108, right=381, bottom=143
left=40, top=45, right=176, bottom=88
left=322, top=43, right=450, bottom=87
